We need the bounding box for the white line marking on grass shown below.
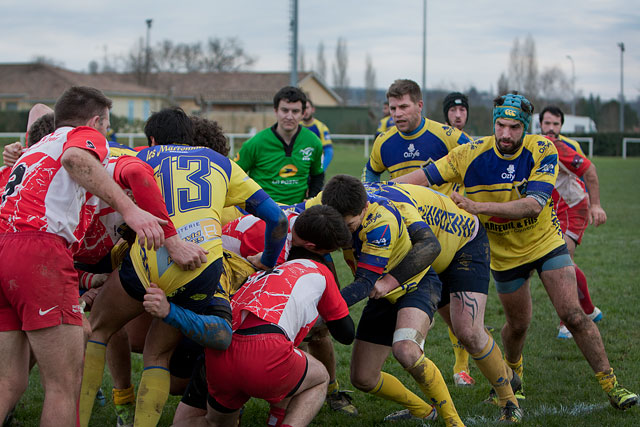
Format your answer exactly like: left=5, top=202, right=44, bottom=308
left=463, top=402, right=609, bottom=425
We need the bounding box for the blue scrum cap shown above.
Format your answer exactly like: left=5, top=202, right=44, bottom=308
left=493, top=93, right=533, bottom=130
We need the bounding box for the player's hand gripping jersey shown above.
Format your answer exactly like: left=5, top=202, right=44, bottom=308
left=424, top=134, right=564, bottom=271
left=131, top=145, right=270, bottom=295
left=345, top=194, right=431, bottom=303
left=231, top=258, right=349, bottom=346
left=72, top=156, right=176, bottom=268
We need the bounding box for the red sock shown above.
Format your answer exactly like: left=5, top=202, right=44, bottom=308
left=267, top=406, right=286, bottom=427
left=575, top=266, right=595, bottom=314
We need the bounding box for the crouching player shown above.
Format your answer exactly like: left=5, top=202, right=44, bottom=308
left=322, top=175, right=466, bottom=427
left=146, top=243, right=355, bottom=427
left=79, top=107, right=288, bottom=427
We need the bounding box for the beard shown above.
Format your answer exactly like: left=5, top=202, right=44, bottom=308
left=496, top=137, right=522, bottom=155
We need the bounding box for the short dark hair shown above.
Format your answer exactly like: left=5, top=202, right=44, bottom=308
left=273, top=86, right=307, bottom=111
left=190, top=116, right=229, bottom=156
left=321, top=174, right=367, bottom=217
left=293, top=205, right=352, bottom=252
left=144, top=107, right=194, bottom=146
left=539, top=105, right=564, bottom=125
left=27, top=113, right=55, bottom=147
left=386, top=79, right=422, bottom=104
left=54, top=86, right=112, bottom=129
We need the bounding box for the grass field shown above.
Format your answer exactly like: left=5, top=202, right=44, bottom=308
left=7, top=143, right=640, bottom=426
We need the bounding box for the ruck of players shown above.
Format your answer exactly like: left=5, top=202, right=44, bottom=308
left=0, top=80, right=636, bottom=427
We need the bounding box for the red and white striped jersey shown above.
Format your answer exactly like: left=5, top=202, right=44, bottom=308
left=222, top=210, right=298, bottom=264
left=231, top=258, right=348, bottom=347
left=0, top=126, right=109, bottom=245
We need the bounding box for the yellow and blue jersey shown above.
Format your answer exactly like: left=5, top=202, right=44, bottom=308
left=376, top=115, right=395, bottom=136
left=131, top=144, right=268, bottom=295
left=301, top=118, right=332, bottom=147
left=108, top=141, right=138, bottom=158
left=347, top=194, right=430, bottom=302
left=424, top=135, right=564, bottom=271
left=364, top=182, right=477, bottom=274
left=365, top=117, right=471, bottom=195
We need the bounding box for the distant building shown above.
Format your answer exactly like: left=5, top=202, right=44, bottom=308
left=532, top=114, right=597, bottom=134
left=0, top=63, right=162, bottom=124
left=0, top=63, right=342, bottom=133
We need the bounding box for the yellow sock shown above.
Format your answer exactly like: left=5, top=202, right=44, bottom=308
left=471, top=335, right=517, bottom=407
left=368, top=371, right=433, bottom=418
left=596, top=368, right=616, bottom=393
left=406, top=355, right=464, bottom=427
left=79, top=340, right=107, bottom=427
left=327, top=379, right=339, bottom=395
left=134, top=367, right=170, bottom=427
left=113, top=385, right=135, bottom=406
left=449, top=327, right=470, bottom=374
left=505, top=354, right=523, bottom=380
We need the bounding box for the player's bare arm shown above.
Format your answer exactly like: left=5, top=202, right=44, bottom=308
left=61, top=147, right=167, bottom=250
left=391, top=168, right=431, bottom=186
left=582, top=164, right=607, bottom=226
left=370, top=225, right=441, bottom=299
left=451, top=191, right=543, bottom=219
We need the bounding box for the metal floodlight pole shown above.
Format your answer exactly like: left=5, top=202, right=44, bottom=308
left=290, top=0, right=299, bottom=86
left=566, top=55, right=575, bottom=115
left=421, top=0, right=427, bottom=113
left=145, top=19, right=153, bottom=81
left=618, top=42, right=625, bottom=132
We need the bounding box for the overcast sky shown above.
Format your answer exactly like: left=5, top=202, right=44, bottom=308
left=2, top=0, right=638, bottom=101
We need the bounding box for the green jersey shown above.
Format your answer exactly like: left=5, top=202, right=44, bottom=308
left=234, top=124, right=323, bottom=204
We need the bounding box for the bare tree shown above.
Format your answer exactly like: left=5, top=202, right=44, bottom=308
left=364, top=54, right=377, bottom=107
left=315, top=42, right=327, bottom=81
left=539, top=66, right=571, bottom=101
left=180, top=42, right=204, bottom=73
left=32, top=56, right=64, bottom=67
left=497, top=72, right=509, bottom=95
left=153, top=40, right=184, bottom=73
left=332, top=37, right=349, bottom=104
left=202, top=37, right=255, bottom=72
left=507, top=34, right=538, bottom=99
left=88, top=61, right=99, bottom=74
left=123, top=37, right=146, bottom=83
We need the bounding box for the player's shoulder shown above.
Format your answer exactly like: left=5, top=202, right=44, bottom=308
left=524, top=134, right=557, bottom=156
left=374, top=127, right=400, bottom=146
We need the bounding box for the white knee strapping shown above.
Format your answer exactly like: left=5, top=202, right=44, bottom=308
left=392, top=328, right=425, bottom=350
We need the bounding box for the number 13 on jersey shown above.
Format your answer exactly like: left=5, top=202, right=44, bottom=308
left=158, top=155, right=212, bottom=216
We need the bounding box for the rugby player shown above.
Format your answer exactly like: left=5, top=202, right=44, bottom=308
left=301, top=99, right=333, bottom=171
left=441, top=91, right=475, bottom=386
left=363, top=79, right=471, bottom=197
left=323, top=175, right=465, bottom=427
left=395, top=92, right=638, bottom=411
left=79, top=107, right=288, bottom=426
left=539, top=105, right=605, bottom=339
left=0, top=86, right=167, bottom=426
